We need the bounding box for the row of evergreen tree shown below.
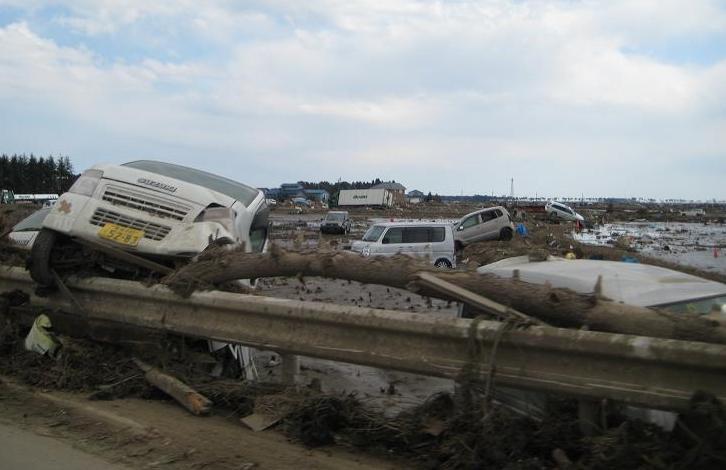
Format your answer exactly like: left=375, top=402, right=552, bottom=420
left=298, top=178, right=392, bottom=194
left=0, top=154, right=76, bottom=194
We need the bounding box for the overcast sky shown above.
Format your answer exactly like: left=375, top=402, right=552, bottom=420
left=1, top=1, right=725, bottom=200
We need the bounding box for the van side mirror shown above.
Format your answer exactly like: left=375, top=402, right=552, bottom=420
left=457, top=225, right=464, bottom=231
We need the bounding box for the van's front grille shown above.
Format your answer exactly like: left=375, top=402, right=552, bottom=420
left=102, top=186, right=189, bottom=221
left=90, top=208, right=171, bottom=241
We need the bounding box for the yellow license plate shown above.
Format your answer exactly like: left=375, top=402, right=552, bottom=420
left=98, top=223, right=144, bottom=247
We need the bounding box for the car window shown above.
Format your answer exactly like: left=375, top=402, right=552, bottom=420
left=658, top=295, right=726, bottom=315
left=554, top=204, right=571, bottom=214
left=12, top=208, right=51, bottom=232
left=325, top=213, right=346, bottom=221
left=430, top=227, right=445, bottom=242
left=494, top=209, right=503, bottom=217
left=403, top=227, right=429, bottom=243
left=123, top=160, right=260, bottom=206
left=383, top=227, right=404, bottom=244
left=248, top=204, right=269, bottom=252
left=480, top=210, right=497, bottom=222
left=461, top=216, right=479, bottom=229
left=362, top=225, right=385, bottom=241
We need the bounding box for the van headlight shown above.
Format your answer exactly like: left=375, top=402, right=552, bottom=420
left=68, top=169, right=103, bottom=197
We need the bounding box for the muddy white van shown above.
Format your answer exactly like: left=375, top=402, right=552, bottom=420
left=350, top=222, right=456, bottom=268
left=454, top=206, right=514, bottom=249
left=29, top=160, right=269, bottom=286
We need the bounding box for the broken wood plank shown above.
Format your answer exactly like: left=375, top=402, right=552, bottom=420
left=239, top=413, right=281, bottom=432
left=133, top=358, right=212, bottom=416
left=414, top=271, right=547, bottom=326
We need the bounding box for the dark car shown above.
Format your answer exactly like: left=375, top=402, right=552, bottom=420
left=320, top=211, right=351, bottom=234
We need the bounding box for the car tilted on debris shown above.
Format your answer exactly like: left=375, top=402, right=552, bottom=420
left=545, top=201, right=584, bottom=222
left=350, top=221, right=456, bottom=268
left=453, top=206, right=515, bottom=249
left=29, top=160, right=270, bottom=287
left=470, top=256, right=726, bottom=315
left=320, top=211, right=351, bottom=234
left=461, top=255, right=726, bottom=430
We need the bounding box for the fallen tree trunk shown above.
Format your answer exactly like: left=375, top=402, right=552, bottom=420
left=164, top=247, right=726, bottom=344
left=133, top=358, right=212, bottom=416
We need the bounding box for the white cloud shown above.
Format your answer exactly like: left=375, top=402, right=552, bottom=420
left=0, top=1, right=725, bottom=199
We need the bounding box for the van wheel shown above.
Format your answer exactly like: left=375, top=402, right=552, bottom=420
left=499, top=227, right=513, bottom=241
left=434, top=259, right=452, bottom=269
left=29, top=229, right=58, bottom=287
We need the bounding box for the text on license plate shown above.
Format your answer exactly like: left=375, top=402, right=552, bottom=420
left=98, top=223, right=144, bottom=247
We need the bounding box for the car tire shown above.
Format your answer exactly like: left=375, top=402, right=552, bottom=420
left=499, top=227, right=513, bottom=241
left=29, top=228, right=58, bottom=287
left=434, top=258, right=452, bottom=269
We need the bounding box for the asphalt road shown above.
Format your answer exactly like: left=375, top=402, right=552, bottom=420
left=0, top=422, right=130, bottom=470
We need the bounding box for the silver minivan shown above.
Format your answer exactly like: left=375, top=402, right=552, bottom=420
left=454, top=206, right=514, bottom=249
left=350, top=222, right=456, bottom=268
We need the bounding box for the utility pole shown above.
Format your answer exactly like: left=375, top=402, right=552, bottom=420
left=510, top=178, right=514, bottom=199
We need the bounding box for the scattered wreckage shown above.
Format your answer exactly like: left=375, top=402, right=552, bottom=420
left=2, top=162, right=726, bottom=466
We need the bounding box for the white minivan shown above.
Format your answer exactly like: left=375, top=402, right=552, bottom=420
left=545, top=201, right=584, bottom=222
left=350, top=222, right=456, bottom=268
left=29, top=160, right=269, bottom=286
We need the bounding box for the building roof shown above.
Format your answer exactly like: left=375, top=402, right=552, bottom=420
left=407, top=190, right=424, bottom=197
left=304, top=189, right=330, bottom=195
left=372, top=182, right=406, bottom=191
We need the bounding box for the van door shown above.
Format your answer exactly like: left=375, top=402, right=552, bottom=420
left=428, top=226, right=450, bottom=262
left=379, top=227, right=404, bottom=257
left=403, top=226, right=432, bottom=261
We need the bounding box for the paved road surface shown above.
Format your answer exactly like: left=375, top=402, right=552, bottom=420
left=0, top=422, right=130, bottom=470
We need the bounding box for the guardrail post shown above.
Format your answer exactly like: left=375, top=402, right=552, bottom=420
left=281, top=354, right=300, bottom=385
left=578, top=399, right=601, bottom=436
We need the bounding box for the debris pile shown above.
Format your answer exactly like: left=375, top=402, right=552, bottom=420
left=282, top=387, right=726, bottom=469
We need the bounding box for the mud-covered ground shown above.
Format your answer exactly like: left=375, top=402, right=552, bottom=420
left=2, top=203, right=726, bottom=468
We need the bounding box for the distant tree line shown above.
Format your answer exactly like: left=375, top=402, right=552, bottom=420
left=298, top=178, right=394, bottom=193
left=0, top=154, right=76, bottom=194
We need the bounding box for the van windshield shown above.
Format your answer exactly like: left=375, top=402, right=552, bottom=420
left=123, top=160, right=260, bottom=206
left=326, top=213, right=346, bottom=222
left=362, top=225, right=385, bottom=242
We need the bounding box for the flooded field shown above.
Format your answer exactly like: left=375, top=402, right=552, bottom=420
left=575, top=222, right=726, bottom=274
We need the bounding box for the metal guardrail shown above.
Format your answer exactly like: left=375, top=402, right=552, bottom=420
left=2, top=265, right=725, bottom=411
